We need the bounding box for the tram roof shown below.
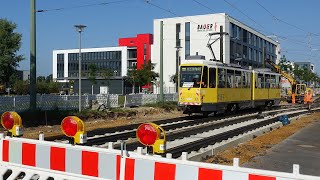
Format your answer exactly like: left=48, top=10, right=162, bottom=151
left=181, top=59, right=280, bottom=75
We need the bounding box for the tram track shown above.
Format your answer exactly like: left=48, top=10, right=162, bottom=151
left=107, top=106, right=304, bottom=150
left=166, top=108, right=320, bottom=159
left=50, top=104, right=297, bottom=143
left=50, top=104, right=312, bottom=159
left=82, top=105, right=309, bottom=151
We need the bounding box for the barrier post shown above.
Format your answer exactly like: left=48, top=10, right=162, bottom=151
left=108, top=142, right=114, bottom=150
left=39, top=132, right=44, bottom=141
left=181, top=152, right=188, bottom=161
left=233, top=158, right=240, bottom=167
left=293, top=164, right=300, bottom=175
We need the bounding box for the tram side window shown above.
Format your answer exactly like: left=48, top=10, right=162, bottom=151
left=218, top=68, right=226, bottom=88
left=247, top=72, right=251, bottom=88
left=265, top=74, right=270, bottom=88
left=235, top=70, right=242, bottom=88
left=242, top=71, right=247, bottom=88
left=209, top=68, right=216, bottom=88
left=270, top=75, right=276, bottom=88
left=255, top=73, right=260, bottom=88
left=227, top=69, right=234, bottom=88
left=275, top=75, right=280, bottom=88
left=201, top=66, right=208, bottom=88
left=257, top=73, right=265, bottom=88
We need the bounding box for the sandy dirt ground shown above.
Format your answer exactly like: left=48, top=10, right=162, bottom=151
left=205, top=112, right=320, bottom=165
left=16, top=107, right=186, bottom=139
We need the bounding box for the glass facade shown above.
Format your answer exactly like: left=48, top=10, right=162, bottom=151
left=229, top=22, right=277, bottom=67
left=185, top=22, right=190, bottom=58
left=57, top=54, right=64, bottom=78
left=67, top=51, right=122, bottom=78
left=176, top=23, right=181, bottom=48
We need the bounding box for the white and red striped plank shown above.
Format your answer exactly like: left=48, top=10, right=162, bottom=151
left=2, top=139, right=121, bottom=179
left=123, top=157, right=293, bottom=180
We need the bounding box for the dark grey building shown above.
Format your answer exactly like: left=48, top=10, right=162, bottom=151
left=17, top=70, right=30, bottom=81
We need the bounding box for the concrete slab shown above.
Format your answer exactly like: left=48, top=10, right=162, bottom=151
left=243, top=120, right=320, bottom=176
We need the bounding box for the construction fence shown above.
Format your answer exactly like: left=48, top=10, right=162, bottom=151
left=0, top=93, right=178, bottom=112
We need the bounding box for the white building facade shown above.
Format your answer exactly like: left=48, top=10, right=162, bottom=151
left=52, top=47, right=129, bottom=82
left=152, top=13, right=281, bottom=92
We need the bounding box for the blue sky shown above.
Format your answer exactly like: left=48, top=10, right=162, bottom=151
left=1, top=0, right=320, bottom=76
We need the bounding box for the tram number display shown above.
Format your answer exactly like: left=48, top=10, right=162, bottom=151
left=182, top=82, right=194, bottom=87
left=181, top=67, right=202, bottom=72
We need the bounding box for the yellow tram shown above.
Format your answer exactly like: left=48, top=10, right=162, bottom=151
left=178, top=55, right=281, bottom=116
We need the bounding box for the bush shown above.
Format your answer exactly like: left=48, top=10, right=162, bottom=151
left=118, top=95, right=125, bottom=107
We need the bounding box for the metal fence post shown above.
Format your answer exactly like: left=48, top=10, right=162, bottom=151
left=13, top=96, right=16, bottom=111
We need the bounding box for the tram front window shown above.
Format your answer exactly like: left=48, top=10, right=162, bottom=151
left=180, top=66, right=202, bottom=88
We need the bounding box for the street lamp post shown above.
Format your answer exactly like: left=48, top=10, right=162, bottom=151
left=175, top=46, right=182, bottom=92
left=75, top=24, right=86, bottom=112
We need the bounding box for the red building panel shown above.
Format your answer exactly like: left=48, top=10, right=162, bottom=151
left=119, top=34, right=153, bottom=69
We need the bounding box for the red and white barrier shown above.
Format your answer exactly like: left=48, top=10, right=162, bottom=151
left=0, top=135, right=121, bottom=180
left=1, top=134, right=320, bottom=180
left=122, top=151, right=319, bottom=180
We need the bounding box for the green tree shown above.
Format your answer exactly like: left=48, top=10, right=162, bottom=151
left=88, top=63, right=98, bottom=94
left=37, top=81, right=49, bottom=94
left=45, top=74, right=53, bottom=83
left=101, top=68, right=113, bottom=93
left=48, top=81, right=60, bottom=94
left=13, top=80, right=29, bottom=95
left=0, top=19, right=24, bottom=87
left=293, top=66, right=318, bottom=86
left=138, top=61, right=159, bottom=87
left=278, top=55, right=292, bottom=72
left=37, top=76, right=46, bottom=82
left=126, top=61, right=158, bottom=93
left=126, top=66, right=139, bottom=93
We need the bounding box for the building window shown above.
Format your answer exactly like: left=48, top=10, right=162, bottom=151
left=128, top=49, right=137, bottom=59
left=57, top=53, right=64, bottom=78
left=243, top=46, right=247, bottom=59
left=236, top=43, right=242, bottom=57
left=144, top=44, right=147, bottom=64
left=242, top=29, right=247, bottom=43
left=176, top=23, right=181, bottom=47
left=185, top=22, right=190, bottom=58
left=236, top=26, right=240, bottom=40
left=230, top=41, right=235, bottom=57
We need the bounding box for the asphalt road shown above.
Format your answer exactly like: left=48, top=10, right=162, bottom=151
left=243, top=120, right=320, bottom=176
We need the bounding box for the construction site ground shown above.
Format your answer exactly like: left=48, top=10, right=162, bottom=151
left=205, top=112, right=320, bottom=176
left=18, top=107, right=187, bottom=139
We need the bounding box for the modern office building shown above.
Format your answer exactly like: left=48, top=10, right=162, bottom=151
left=52, top=34, right=153, bottom=94
left=119, top=34, right=153, bottom=69
left=152, top=13, right=281, bottom=92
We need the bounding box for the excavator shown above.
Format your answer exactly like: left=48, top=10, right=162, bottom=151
left=266, top=59, right=313, bottom=104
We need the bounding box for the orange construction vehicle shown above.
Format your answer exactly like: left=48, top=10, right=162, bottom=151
left=266, top=59, right=313, bottom=103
